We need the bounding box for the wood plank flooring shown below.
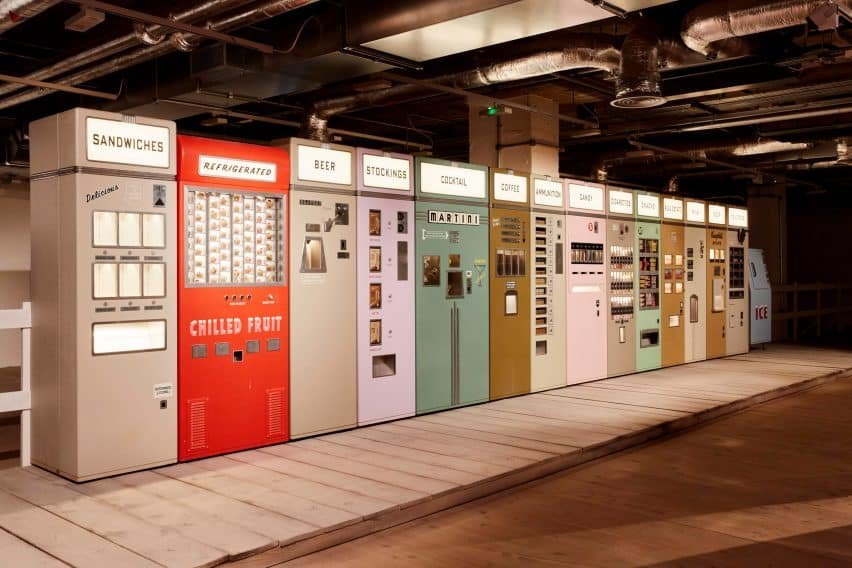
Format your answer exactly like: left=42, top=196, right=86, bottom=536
left=0, top=344, right=849, bottom=567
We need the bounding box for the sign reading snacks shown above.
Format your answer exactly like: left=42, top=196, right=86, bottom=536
left=728, top=207, right=748, bottom=227
left=297, top=144, right=352, bottom=186
left=686, top=201, right=705, bottom=223
left=663, top=198, right=683, bottom=220
left=428, top=210, right=480, bottom=225
left=362, top=153, right=411, bottom=191
left=419, top=162, right=486, bottom=199
left=608, top=189, right=633, bottom=215
left=533, top=178, right=563, bottom=207
left=568, top=183, right=604, bottom=211
left=637, top=194, right=660, bottom=218
left=198, top=155, right=277, bottom=183
left=708, top=204, right=726, bottom=225
left=493, top=172, right=528, bottom=203
left=86, top=117, right=170, bottom=169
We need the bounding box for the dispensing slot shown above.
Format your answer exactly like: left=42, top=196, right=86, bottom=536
left=690, top=294, right=699, bottom=323
left=397, top=241, right=408, bottom=280
left=301, top=237, right=326, bottom=273
left=447, top=271, right=464, bottom=298
left=504, top=290, right=518, bottom=315
left=536, top=341, right=547, bottom=355
left=372, top=354, right=397, bottom=378
left=640, top=329, right=659, bottom=348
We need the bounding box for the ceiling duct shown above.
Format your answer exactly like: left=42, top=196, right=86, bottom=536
left=304, top=39, right=621, bottom=141
left=613, top=18, right=666, bottom=109
left=0, top=0, right=321, bottom=111
left=0, top=0, right=59, bottom=35
left=682, top=0, right=852, bottom=57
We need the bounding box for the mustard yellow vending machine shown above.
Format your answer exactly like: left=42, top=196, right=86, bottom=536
left=661, top=197, right=685, bottom=368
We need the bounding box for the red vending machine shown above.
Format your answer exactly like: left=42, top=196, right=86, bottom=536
left=177, top=136, right=290, bottom=461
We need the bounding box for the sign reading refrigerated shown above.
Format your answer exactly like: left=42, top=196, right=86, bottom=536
left=663, top=198, right=683, bottom=220
left=428, top=210, right=480, bottom=225
left=608, top=190, right=633, bottom=215
left=533, top=178, right=563, bottom=207
left=493, top=172, right=528, bottom=203
left=728, top=207, right=748, bottom=227
left=637, top=194, right=660, bottom=218
left=296, top=144, right=352, bottom=186
left=568, top=183, right=604, bottom=211
left=198, top=155, right=277, bottom=183
left=86, top=117, right=170, bottom=168
left=362, top=153, right=411, bottom=191
left=419, top=162, right=486, bottom=199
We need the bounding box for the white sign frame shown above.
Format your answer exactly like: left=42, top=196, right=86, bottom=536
left=686, top=201, right=706, bottom=223
left=419, top=162, right=486, bottom=199
left=198, top=155, right=277, bottom=183
left=636, top=194, right=660, bottom=218
left=567, top=183, right=604, bottom=212
left=708, top=204, right=726, bottom=225
left=493, top=172, right=528, bottom=203
left=533, top=178, right=564, bottom=207
left=728, top=207, right=748, bottom=228
left=608, top=189, right=633, bottom=215
left=361, top=153, right=411, bottom=192
left=86, top=117, right=171, bottom=169
left=663, top=198, right=684, bottom=220
left=296, top=144, right=352, bottom=186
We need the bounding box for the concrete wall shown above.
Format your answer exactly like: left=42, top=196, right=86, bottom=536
left=0, top=188, right=31, bottom=368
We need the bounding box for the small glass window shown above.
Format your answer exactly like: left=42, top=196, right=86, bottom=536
left=93, top=211, right=118, bottom=247
left=118, top=213, right=141, bottom=247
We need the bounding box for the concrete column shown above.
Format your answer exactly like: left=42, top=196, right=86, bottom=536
left=747, top=183, right=787, bottom=340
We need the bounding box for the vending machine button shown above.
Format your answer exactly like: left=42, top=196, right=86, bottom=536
left=266, top=338, right=280, bottom=352
left=246, top=340, right=260, bottom=353
left=215, top=342, right=230, bottom=357
left=192, top=344, right=208, bottom=359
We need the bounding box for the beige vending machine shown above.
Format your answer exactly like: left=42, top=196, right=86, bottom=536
left=30, top=108, right=177, bottom=481
left=684, top=200, right=707, bottom=363
left=287, top=138, right=357, bottom=438
left=606, top=186, right=636, bottom=377
left=726, top=207, right=749, bottom=355
left=530, top=175, right=566, bottom=391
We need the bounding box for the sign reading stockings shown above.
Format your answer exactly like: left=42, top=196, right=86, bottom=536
left=637, top=194, right=660, bottom=218
left=728, top=207, right=748, bottom=228
left=708, top=204, right=726, bottom=225
left=568, top=183, right=604, bottom=211
left=362, top=154, right=411, bottom=191
left=608, top=189, right=633, bottom=215
left=533, top=178, right=563, bottom=207
left=86, top=117, right=171, bottom=168
left=296, top=144, right=352, bottom=186
left=493, top=172, right=528, bottom=203
left=198, top=155, right=277, bottom=183
left=428, top=210, right=481, bottom=226
left=663, top=198, right=684, bottom=220
left=686, top=201, right=706, bottom=223
left=419, top=162, right=486, bottom=199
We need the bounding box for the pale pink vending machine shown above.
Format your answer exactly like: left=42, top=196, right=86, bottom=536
left=356, top=148, right=415, bottom=425
left=564, top=179, right=608, bottom=384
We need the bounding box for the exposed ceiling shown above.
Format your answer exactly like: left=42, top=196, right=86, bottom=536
left=3, top=0, right=852, bottom=199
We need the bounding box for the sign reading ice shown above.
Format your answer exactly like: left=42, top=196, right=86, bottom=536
left=568, top=183, right=604, bottom=211
left=362, top=153, right=411, bottom=191
left=86, top=117, right=170, bottom=168
left=297, top=144, right=352, bottom=186
left=419, top=162, right=486, bottom=199
left=637, top=194, right=660, bottom=218
left=198, top=155, right=277, bottom=183
left=493, top=172, right=528, bottom=203
left=533, top=178, right=563, bottom=207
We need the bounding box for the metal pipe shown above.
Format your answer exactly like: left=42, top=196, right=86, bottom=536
left=682, top=0, right=852, bottom=56
left=0, top=0, right=59, bottom=35
left=0, top=0, right=320, bottom=110
left=0, top=0, right=259, bottom=100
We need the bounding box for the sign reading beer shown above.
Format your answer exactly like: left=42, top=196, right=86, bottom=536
left=361, top=153, right=411, bottom=191
left=608, top=189, right=633, bottom=215
left=296, top=144, right=352, bottom=186
left=533, top=178, right=563, bottom=207
left=198, top=155, right=277, bottom=183
left=567, top=183, right=604, bottom=211
left=86, top=117, right=170, bottom=168
left=419, top=161, right=486, bottom=199
left=663, top=197, right=684, bottom=220
left=686, top=201, right=705, bottom=223
left=637, top=194, right=660, bottom=218
left=728, top=207, right=748, bottom=228
left=708, top=204, right=726, bottom=225
left=493, top=172, right=528, bottom=203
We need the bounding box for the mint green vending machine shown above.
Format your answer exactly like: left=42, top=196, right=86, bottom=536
left=635, top=192, right=662, bottom=371
left=415, top=157, right=490, bottom=413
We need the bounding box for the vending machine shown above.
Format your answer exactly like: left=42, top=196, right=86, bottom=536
left=176, top=136, right=289, bottom=461
left=684, top=200, right=707, bottom=363
left=727, top=207, right=749, bottom=355
left=605, top=186, right=636, bottom=378
left=415, top=157, right=489, bottom=413
left=749, top=248, right=772, bottom=346
left=706, top=203, right=728, bottom=359
left=530, top=175, right=566, bottom=392
left=30, top=108, right=177, bottom=481
left=661, top=197, right=685, bottom=368
left=356, top=148, right=415, bottom=425
left=287, top=138, right=357, bottom=438
left=564, top=180, right=607, bottom=385
left=635, top=192, right=662, bottom=371
left=489, top=169, right=531, bottom=399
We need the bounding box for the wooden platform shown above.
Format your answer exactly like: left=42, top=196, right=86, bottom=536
left=0, top=344, right=850, bottom=568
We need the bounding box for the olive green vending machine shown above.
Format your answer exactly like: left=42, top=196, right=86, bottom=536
left=635, top=192, right=662, bottom=372
left=415, top=158, right=489, bottom=413
left=530, top=175, right=566, bottom=392
left=489, top=169, right=531, bottom=399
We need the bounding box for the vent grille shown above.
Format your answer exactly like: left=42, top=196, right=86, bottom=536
left=267, top=388, right=284, bottom=438
left=188, top=398, right=208, bottom=451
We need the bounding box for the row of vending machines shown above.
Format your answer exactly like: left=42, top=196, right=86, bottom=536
left=28, top=109, right=750, bottom=481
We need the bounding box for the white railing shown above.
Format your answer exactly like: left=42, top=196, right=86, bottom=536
left=0, top=302, right=30, bottom=467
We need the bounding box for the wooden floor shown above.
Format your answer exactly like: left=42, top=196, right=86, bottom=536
left=0, top=344, right=850, bottom=568
left=286, top=361, right=852, bottom=567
